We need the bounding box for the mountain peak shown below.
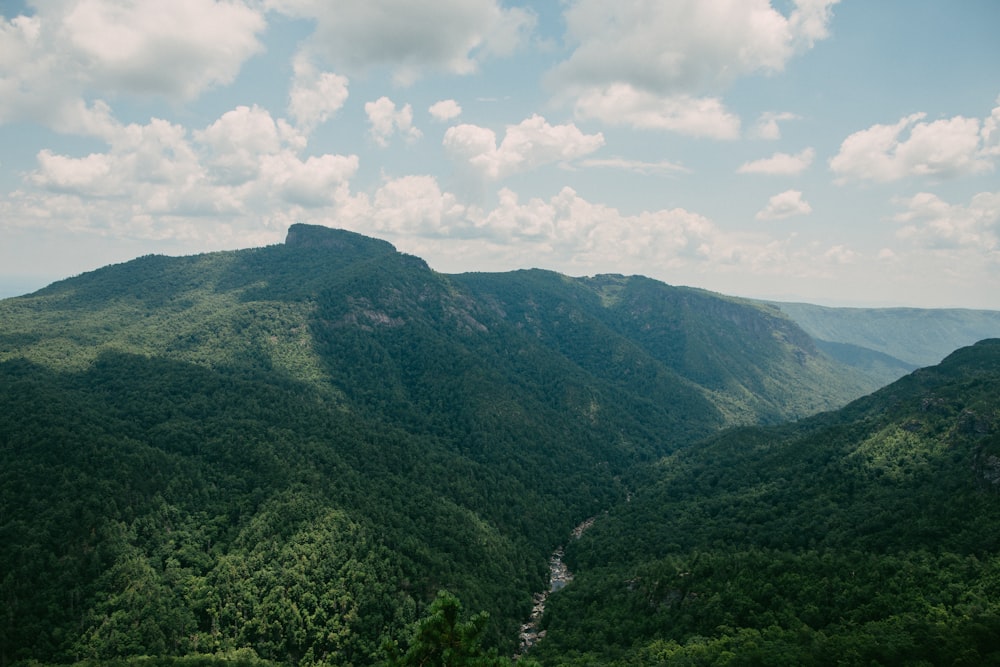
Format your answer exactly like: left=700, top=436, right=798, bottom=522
left=285, top=223, right=397, bottom=255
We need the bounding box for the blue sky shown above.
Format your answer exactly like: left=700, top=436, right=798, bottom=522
left=1, top=0, right=998, bottom=307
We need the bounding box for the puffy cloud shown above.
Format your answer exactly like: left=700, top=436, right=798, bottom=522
left=830, top=106, right=998, bottom=183
left=550, top=0, right=839, bottom=94
left=573, top=85, right=740, bottom=139
left=196, top=105, right=288, bottom=184
left=753, top=111, right=800, bottom=140
left=365, top=97, right=422, bottom=147
left=738, top=148, right=815, bottom=175
left=546, top=1, right=837, bottom=140
left=21, top=103, right=359, bottom=241
left=0, top=0, right=265, bottom=128
left=287, top=55, right=349, bottom=134
left=370, top=175, right=468, bottom=236
left=259, top=153, right=359, bottom=207
left=478, top=187, right=722, bottom=266
left=443, top=115, right=604, bottom=180
left=266, top=0, right=535, bottom=85
left=429, top=99, right=463, bottom=122
left=755, top=189, right=812, bottom=220
left=983, top=96, right=1000, bottom=156
left=893, top=191, right=1000, bottom=251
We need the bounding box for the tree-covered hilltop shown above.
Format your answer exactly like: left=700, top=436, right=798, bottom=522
left=2, top=224, right=990, bottom=665
left=532, top=339, right=1000, bottom=666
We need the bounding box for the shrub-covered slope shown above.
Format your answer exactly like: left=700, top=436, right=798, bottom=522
left=533, top=339, right=1000, bottom=665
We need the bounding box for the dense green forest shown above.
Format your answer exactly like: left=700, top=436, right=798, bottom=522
left=532, top=339, right=1000, bottom=665
left=2, top=224, right=999, bottom=665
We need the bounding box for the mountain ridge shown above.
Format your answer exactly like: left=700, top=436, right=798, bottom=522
left=3, top=224, right=1000, bottom=665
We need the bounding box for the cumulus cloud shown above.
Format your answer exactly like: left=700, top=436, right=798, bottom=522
left=551, top=0, right=840, bottom=94
left=365, top=97, right=422, bottom=147
left=260, top=153, right=359, bottom=208
left=22, top=103, right=359, bottom=241
left=738, top=148, right=815, bottom=175
left=573, top=84, right=740, bottom=139
left=348, top=183, right=857, bottom=290
left=546, top=0, right=837, bottom=139
left=266, top=0, right=535, bottom=85
left=893, top=191, right=1000, bottom=251
left=197, top=105, right=291, bottom=184
left=443, top=115, right=604, bottom=180
left=369, top=175, right=469, bottom=236
left=429, top=99, right=463, bottom=122
left=983, top=97, right=1000, bottom=156
left=336, top=182, right=732, bottom=271
left=753, top=111, right=800, bottom=140
left=756, top=189, right=812, bottom=220
left=287, top=55, right=349, bottom=134
left=830, top=104, right=1000, bottom=183
left=0, top=0, right=265, bottom=129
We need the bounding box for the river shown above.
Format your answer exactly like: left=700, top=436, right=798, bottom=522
left=515, top=516, right=597, bottom=657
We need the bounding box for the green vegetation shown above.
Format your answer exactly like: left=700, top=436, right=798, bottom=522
left=2, top=224, right=998, bottom=665
left=531, top=339, right=1000, bottom=665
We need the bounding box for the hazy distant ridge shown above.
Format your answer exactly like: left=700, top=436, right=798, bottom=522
left=768, top=301, right=1000, bottom=367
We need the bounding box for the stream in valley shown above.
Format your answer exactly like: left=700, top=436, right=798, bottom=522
left=515, top=516, right=596, bottom=657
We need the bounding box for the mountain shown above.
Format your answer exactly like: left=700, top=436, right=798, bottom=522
left=1, top=224, right=985, bottom=665
left=768, top=300, right=1000, bottom=367
left=532, top=339, right=1000, bottom=665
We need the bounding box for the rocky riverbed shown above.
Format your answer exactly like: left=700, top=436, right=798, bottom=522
left=515, top=517, right=597, bottom=657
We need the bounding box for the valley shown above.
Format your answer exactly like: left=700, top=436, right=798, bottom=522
left=2, top=225, right=1000, bottom=666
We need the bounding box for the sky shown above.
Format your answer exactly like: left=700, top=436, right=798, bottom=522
left=1, top=0, right=999, bottom=308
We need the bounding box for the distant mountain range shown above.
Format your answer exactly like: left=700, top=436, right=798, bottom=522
left=2, top=224, right=999, bottom=666
left=767, top=300, right=1000, bottom=367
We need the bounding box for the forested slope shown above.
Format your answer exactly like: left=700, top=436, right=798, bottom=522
left=0, top=224, right=930, bottom=665
left=533, top=339, right=1000, bottom=665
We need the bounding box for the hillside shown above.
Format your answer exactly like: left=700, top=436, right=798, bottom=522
left=769, top=300, right=1000, bottom=367
left=532, top=339, right=1000, bottom=665
left=0, top=224, right=897, bottom=665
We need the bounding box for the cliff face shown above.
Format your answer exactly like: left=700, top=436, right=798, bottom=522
left=284, top=222, right=397, bottom=255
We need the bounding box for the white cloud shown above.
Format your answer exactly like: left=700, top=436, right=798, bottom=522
left=577, top=157, right=690, bottom=176
left=339, top=181, right=815, bottom=281
left=547, top=1, right=838, bottom=140
left=753, top=111, right=800, bottom=140
left=572, top=84, right=740, bottom=139
left=365, top=97, right=422, bottom=147
left=979, top=95, right=1000, bottom=157
left=550, top=0, right=839, bottom=94
left=267, top=0, right=535, bottom=85
left=738, top=148, right=815, bottom=175
left=893, top=191, right=1000, bottom=251
left=823, top=244, right=858, bottom=264
left=287, top=55, right=349, bottom=134
left=443, top=115, right=604, bottom=180
left=756, top=189, right=812, bottom=220
left=830, top=106, right=999, bottom=183
left=429, top=99, right=463, bottom=122
left=197, top=105, right=287, bottom=184
left=370, top=175, right=469, bottom=236
left=20, top=103, right=360, bottom=241
left=0, top=0, right=265, bottom=129
left=259, top=153, right=359, bottom=208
